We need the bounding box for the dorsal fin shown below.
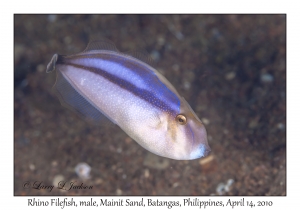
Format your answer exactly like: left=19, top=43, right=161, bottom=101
left=84, top=39, right=155, bottom=67
left=83, top=39, right=119, bottom=52
left=125, top=50, right=156, bottom=68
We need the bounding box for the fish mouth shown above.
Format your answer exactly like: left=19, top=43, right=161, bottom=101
left=188, top=122, right=211, bottom=159
left=189, top=143, right=211, bottom=159
left=203, top=144, right=211, bottom=157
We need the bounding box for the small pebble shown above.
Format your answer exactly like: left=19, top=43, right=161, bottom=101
left=37, top=64, right=45, bottom=73
left=117, top=147, right=122, bottom=153
left=224, top=179, right=234, bottom=192
left=175, top=31, right=184, bottom=40
left=277, top=123, right=285, bottom=130
left=14, top=44, right=25, bottom=63
left=157, top=36, right=165, bottom=46
left=223, top=129, right=229, bottom=134
left=20, top=79, right=28, bottom=88
left=183, top=81, right=191, bottom=90
left=216, top=179, right=234, bottom=195
left=48, top=15, right=57, bottom=23
left=173, top=182, right=179, bottom=188
left=75, top=162, right=91, bottom=179
left=64, top=36, right=72, bottom=44
left=150, top=50, right=160, bottom=61
left=51, top=161, right=58, bottom=167
left=216, top=183, right=226, bottom=195
left=260, top=73, right=274, bottom=83
left=95, top=178, right=103, bottom=185
left=199, top=155, right=214, bottom=166
left=144, top=169, right=150, bottom=178
left=202, top=118, right=210, bottom=125
left=29, top=163, right=35, bottom=171
left=199, top=154, right=217, bottom=173
left=248, top=119, right=258, bottom=128
left=116, top=188, right=122, bottom=195
left=53, top=174, right=64, bottom=186
left=225, top=72, right=236, bottom=80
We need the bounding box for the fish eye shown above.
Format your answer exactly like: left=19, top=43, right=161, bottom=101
left=176, top=114, right=187, bottom=125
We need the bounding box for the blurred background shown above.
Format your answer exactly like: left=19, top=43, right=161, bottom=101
left=14, top=14, right=286, bottom=195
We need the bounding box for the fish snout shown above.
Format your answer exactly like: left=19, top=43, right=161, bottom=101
left=188, top=122, right=210, bottom=159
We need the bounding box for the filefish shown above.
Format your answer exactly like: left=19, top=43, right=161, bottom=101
left=46, top=40, right=210, bottom=160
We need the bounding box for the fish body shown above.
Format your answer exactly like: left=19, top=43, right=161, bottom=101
left=46, top=41, right=210, bottom=160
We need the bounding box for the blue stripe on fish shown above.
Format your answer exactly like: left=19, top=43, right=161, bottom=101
left=57, top=54, right=181, bottom=116
left=72, top=54, right=149, bottom=90
left=64, top=53, right=179, bottom=109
